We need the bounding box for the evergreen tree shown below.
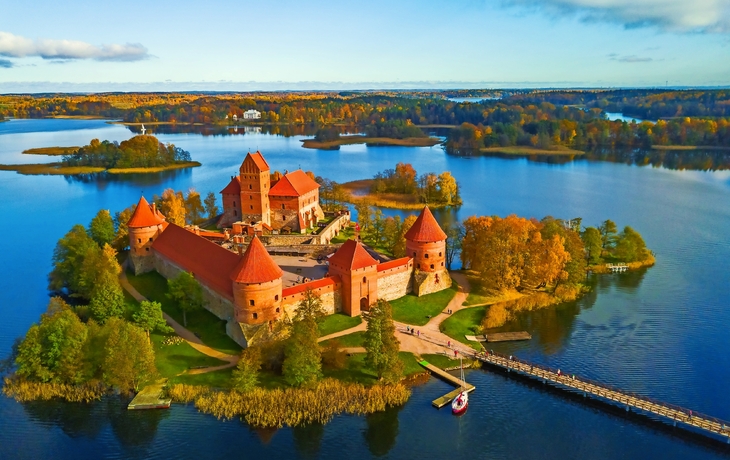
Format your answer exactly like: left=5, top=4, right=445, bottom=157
left=167, top=271, right=203, bottom=327
left=112, top=204, right=136, bottom=251
left=282, top=317, right=322, bottom=387
left=599, top=219, right=618, bottom=250
left=88, top=209, right=115, bottom=248
left=232, top=347, right=261, bottom=393
left=132, top=300, right=172, bottom=343
left=364, top=300, right=403, bottom=383
left=443, top=221, right=464, bottom=270
left=89, top=274, right=126, bottom=324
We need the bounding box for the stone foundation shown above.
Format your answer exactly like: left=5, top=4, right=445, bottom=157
left=130, top=253, right=155, bottom=275
left=412, top=268, right=451, bottom=296
left=377, top=266, right=413, bottom=301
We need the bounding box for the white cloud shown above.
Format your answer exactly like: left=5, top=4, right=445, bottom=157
left=504, top=0, right=730, bottom=33
left=0, top=32, right=148, bottom=62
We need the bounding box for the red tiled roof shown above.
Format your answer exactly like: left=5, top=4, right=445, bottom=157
left=376, top=257, right=411, bottom=272
left=220, top=177, right=240, bottom=195
left=198, top=231, right=226, bottom=240
left=282, top=276, right=341, bottom=297
left=247, top=151, right=270, bottom=172
left=328, top=239, right=378, bottom=270
left=404, top=207, right=447, bottom=242
left=231, top=236, right=283, bottom=284
left=128, top=196, right=166, bottom=228
left=152, top=223, right=239, bottom=299
left=269, top=170, right=320, bottom=197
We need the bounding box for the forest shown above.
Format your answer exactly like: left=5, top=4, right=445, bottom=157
left=62, top=135, right=192, bottom=169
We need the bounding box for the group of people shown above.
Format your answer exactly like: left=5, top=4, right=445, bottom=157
left=405, top=325, right=421, bottom=337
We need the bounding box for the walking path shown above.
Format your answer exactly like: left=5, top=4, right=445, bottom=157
left=119, top=265, right=238, bottom=374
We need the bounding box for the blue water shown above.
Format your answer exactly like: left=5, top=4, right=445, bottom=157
left=1, top=119, right=730, bottom=459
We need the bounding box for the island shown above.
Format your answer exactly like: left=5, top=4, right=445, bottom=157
left=301, top=122, right=441, bottom=150
left=1, top=135, right=199, bottom=175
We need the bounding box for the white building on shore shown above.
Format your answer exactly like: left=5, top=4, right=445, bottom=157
left=243, top=109, right=261, bottom=120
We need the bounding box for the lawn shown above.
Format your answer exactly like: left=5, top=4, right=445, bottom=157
left=152, top=332, right=228, bottom=379
left=125, top=270, right=242, bottom=355
left=390, top=283, right=458, bottom=326
left=439, top=306, right=487, bottom=351
left=322, top=352, right=424, bottom=385
left=320, top=331, right=365, bottom=348
left=318, top=313, right=362, bottom=337
left=420, top=353, right=472, bottom=369
left=330, top=225, right=356, bottom=244
left=170, top=367, right=234, bottom=389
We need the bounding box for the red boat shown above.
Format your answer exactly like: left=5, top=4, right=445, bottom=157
left=451, top=356, right=469, bottom=415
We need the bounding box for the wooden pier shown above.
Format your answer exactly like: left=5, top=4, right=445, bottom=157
left=419, top=360, right=475, bottom=408
left=128, top=380, right=171, bottom=410
left=471, top=351, right=730, bottom=443
left=486, top=331, right=532, bottom=342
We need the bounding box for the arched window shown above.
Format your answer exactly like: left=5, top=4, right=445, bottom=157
left=275, top=295, right=279, bottom=301
left=425, top=253, right=429, bottom=258
left=249, top=184, right=252, bottom=190
left=276, top=307, right=280, bottom=313
left=412, top=252, right=416, bottom=258
left=430, top=264, right=434, bottom=270
left=362, top=276, right=367, bottom=284
left=249, top=299, right=255, bottom=306
left=253, top=312, right=258, bottom=319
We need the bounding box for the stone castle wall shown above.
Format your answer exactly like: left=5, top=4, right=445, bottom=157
left=130, top=253, right=156, bottom=275
left=311, top=213, right=351, bottom=245
left=413, top=267, right=452, bottom=297
left=376, top=261, right=413, bottom=301
left=281, top=279, right=342, bottom=318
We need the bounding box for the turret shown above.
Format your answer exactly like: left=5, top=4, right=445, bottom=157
left=230, top=236, right=283, bottom=324
left=404, top=207, right=451, bottom=296
left=127, top=196, right=166, bottom=274
left=327, top=239, right=378, bottom=316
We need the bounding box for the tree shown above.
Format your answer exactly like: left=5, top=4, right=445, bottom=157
left=364, top=300, right=403, bottom=383
left=436, top=171, right=460, bottom=206
left=103, top=318, right=157, bottom=394
left=113, top=204, right=136, bottom=251
left=167, top=271, right=203, bottom=327
left=88, top=209, right=115, bottom=248
left=158, top=189, right=186, bottom=226
left=204, top=192, right=219, bottom=220
left=282, top=317, right=322, bottom=387
left=614, top=226, right=649, bottom=262
left=77, top=243, right=121, bottom=300
left=295, top=288, right=325, bottom=322
left=355, top=201, right=373, bottom=240
left=132, top=300, right=172, bottom=343
left=89, top=274, right=126, bottom=324
left=15, top=298, right=88, bottom=384
left=582, top=227, right=603, bottom=265
left=382, top=216, right=402, bottom=255
left=49, top=224, right=98, bottom=295
left=393, top=215, right=417, bottom=258
left=185, top=189, right=205, bottom=224
left=599, top=219, right=618, bottom=250
left=443, top=221, right=464, bottom=270
left=371, top=209, right=385, bottom=247
left=231, top=347, right=261, bottom=393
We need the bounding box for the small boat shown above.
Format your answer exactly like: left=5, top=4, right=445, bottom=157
left=451, top=356, right=469, bottom=415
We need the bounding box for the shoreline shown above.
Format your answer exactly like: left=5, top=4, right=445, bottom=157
left=22, top=146, right=80, bottom=156
left=479, top=146, right=585, bottom=156
left=301, top=135, right=441, bottom=150
left=340, top=179, right=458, bottom=210
left=0, top=161, right=201, bottom=176
left=651, top=145, right=730, bottom=151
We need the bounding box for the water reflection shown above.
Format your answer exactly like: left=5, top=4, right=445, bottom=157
left=363, top=405, right=402, bottom=457
left=292, top=423, right=325, bottom=459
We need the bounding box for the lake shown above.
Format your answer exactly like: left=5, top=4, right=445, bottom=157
left=1, top=119, right=729, bottom=459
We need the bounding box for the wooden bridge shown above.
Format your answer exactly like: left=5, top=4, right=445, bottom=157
left=606, top=263, right=628, bottom=272
left=471, top=350, right=730, bottom=443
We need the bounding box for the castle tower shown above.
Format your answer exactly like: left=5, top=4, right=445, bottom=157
left=327, top=239, right=379, bottom=316
left=127, top=196, right=166, bottom=275
left=405, top=206, right=452, bottom=296
left=230, top=236, right=283, bottom=325
left=238, top=151, right=271, bottom=226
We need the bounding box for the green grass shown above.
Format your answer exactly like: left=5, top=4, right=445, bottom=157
left=389, top=283, right=458, bottom=326
left=421, top=353, right=469, bottom=369
left=464, top=291, right=493, bottom=306
left=439, top=306, right=487, bottom=351
left=330, top=226, right=356, bottom=244
left=125, top=270, right=242, bottom=355
left=152, top=332, right=228, bottom=378
left=317, top=313, right=362, bottom=337
left=320, top=331, right=365, bottom=348
left=170, top=367, right=234, bottom=389
left=322, top=351, right=424, bottom=385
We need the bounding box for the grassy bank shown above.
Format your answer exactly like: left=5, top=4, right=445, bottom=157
left=22, top=146, right=79, bottom=155
left=0, top=161, right=201, bottom=176
left=318, top=313, right=362, bottom=337
left=480, top=146, right=584, bottom=156
left=390, top=282, right=458, bottom=326
left=301, top=135, right=441, bottom=150
left=439, top=306, right=487, bottom=351
left=340, top=179, right=456, bottom=210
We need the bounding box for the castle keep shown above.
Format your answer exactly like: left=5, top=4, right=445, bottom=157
left=127, top=151, right=451, bottom=347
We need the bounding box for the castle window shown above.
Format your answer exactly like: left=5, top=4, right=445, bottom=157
left=250, top=195, right=253, bottom=200
left=282, top=216, right=286, bottom=221
left=253, top=312, right=258, bottom=319
left=412, top=252, right=416, bottom=258
left=138, top=238, right=142, bottom=243
left=149, top=237, right=153, bottom=242
left=430, top=264, right=434, bottom=269
left=146, top=248, right=150, bottom=252
left=249, top=185, right=252, bottom=190
left=425, top=253, right=429, bottom=258
left=234, top=210, right=237, bottom=216
left=362, top=276, right=367, bottom=283
left=281, top=204, right=285, bottom=210
left=439, top=252, right=442, bottom=257
left=233, top=201, right=236, bottom=207
left=249, top=299, right=255, bottom=306
left=275, top=295, right=279, bottom=301
left=276, top=307, right=280, bottom=313
left=441, top=262, right=444, bottom=267
left=250, top=205, right=253, bottom=210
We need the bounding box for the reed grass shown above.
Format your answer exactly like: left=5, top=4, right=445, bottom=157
left=166, top=379, right=410, bottom=428
left=2, top=377, right=106, bottom=403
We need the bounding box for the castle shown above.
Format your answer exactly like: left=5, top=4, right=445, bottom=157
left=127, top=151, right=451, bottom=347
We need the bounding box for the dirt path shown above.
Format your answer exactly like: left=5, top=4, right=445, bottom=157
left=317, top=320, right=367, bottom=343
left=119, top=265, right=238, bottom=374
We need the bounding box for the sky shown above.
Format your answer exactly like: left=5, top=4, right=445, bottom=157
left=1, top=0, right=729, bottom=92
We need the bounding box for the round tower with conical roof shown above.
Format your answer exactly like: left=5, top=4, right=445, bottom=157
left=230, top=236, right=283, bottom=325
left=404, top=206, right=451, bottom=296
left=128, top=196, right=167, bottom=274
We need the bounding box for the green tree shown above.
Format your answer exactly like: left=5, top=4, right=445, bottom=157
left=103, top=318, right=157, bottom=394
left=132, top=300, right=172, bottom=343
left=282, top=317, right=322, bottom=387
left=89, top=274, right=126, bottom=324
left=364, top=299, right=403, bottom=383
left=185, top=189, right=205, bottom=224
left=204, top=192, right=219, bottom=220
left=77, top=243, right=121, bottom=300
left=88, top=209, right=115, bottom=248
left=355, top=201, right=373, bottom=241
left=614, top=226, right=649, bottom=262
left=167, top=271, right=203, bottom=327
left=372, top=209, right=385, bottom=247
left=443, top=221, right=464, bottom=270
left=393, top=215, right=417, bottom=258
left=231, top=347, right=261, bottom=393
left=582, top=227, right=603, bottom=265
left=599, top=219, right=618, bottom=250
left=15, top=298, right=88, bottom=384
left=49, top=224, right=98, bottom=295
left=113, top=204, right=136, bottom=251
left=296, top=288, right=325, bottom=322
